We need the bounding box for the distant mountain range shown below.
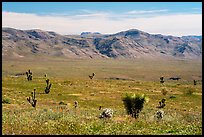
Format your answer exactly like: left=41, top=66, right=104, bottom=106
left=2, top=27, right=202, bottom=59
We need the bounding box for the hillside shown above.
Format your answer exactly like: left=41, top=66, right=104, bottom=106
left=2, top=27, right=202, bottom=60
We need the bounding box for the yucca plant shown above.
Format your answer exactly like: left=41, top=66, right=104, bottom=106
left=27, top=89, right=37, bottom=108
left=89, top=73, right=95, bottom=79
left=157, top=98, right=166, bottom=108
left=160, top=77, right=164, bottom=84
left=122, top=93, right=149, bottom=118
left=26, top=69, right=33, bottom=81
left=45, top=79, right=52, bottom=94
left=193, top=80, right=197, bottom=85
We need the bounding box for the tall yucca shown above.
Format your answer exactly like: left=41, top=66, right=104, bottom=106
left=122, top=93, right=149, bottom=118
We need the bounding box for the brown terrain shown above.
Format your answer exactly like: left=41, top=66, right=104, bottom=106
left=2, top=27, right=202, bottom=60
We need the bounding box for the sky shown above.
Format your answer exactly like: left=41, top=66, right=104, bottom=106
left=2, top=2, right=202, bottom=36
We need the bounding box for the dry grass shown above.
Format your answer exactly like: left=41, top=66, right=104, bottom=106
left=2, top=57, right=202, bottom=135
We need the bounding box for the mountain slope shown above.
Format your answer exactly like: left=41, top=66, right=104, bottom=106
left=2, top=27, right=202, bottom=59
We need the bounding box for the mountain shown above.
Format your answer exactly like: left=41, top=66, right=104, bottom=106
left=81, top=32, right=101, bottom=35
left=2, top=27, right=202, bottom=59
left=182, top=35, right=202, bottom=40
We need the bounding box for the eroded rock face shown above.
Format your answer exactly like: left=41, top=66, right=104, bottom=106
left=2, top=27, right=202, bottom=59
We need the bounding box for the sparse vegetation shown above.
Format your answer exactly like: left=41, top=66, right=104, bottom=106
left=2, top=58, right=202, bottom=135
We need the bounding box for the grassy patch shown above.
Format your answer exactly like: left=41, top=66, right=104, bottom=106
left=2, top=98, right=11, bottom=104
left=2, top=58, right=202, bottom=135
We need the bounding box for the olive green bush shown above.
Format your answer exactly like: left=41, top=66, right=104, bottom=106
left=122, top=93, right=148, bottom=118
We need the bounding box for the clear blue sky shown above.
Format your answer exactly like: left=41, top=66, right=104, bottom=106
left=2, top=2, right=202, bottom=14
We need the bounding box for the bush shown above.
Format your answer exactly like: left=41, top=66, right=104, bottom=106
left=169, top=95, right=176, bottom=99
left=59, top=101, right=67, bottom=105
left=154, top=110, right=164, bottom=120
left=161, top=88, right=168, bottom=96
left=2, top=98, right=11, bottom=104
left=99, top=108, right=113, bottom=118
left=122, top=93, right=148, bottom=118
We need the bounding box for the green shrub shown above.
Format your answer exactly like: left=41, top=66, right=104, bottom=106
left=122, top=93, right=148, bottom=118
left=2, top=98, right=11, bottom=104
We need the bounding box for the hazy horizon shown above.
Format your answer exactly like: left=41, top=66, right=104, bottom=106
left=2, top=2, right=202, bottom=37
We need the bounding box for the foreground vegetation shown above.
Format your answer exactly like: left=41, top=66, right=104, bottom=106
left=2, top=57, right=202, bottom=135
